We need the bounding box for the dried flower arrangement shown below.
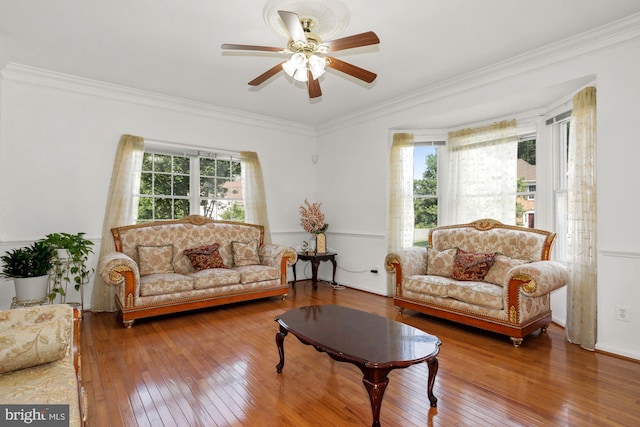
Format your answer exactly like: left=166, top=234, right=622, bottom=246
left=299, top=199, right=329, bottom=234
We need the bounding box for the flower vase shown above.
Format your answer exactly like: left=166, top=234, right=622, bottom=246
left=309, top=235, right=316, bottom=254
left=316, top=233, right=326, bottom=254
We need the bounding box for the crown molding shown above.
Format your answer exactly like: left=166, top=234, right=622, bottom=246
left=2, top=12, right=639, bottom=138
left=317, top=12, right=640, bottom=135
left=0, top=63, right=317, bottom=137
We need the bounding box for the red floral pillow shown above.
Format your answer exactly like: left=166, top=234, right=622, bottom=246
left=183, top=243, right=226, bottom=272
left=451, top=249, right=496, bottom=281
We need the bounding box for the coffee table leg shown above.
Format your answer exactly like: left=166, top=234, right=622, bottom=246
left=426, top=357, right=439, bottom=407
left=275, top=326, right=288, bottom=373
left=362, top=373, right=390, bottom=427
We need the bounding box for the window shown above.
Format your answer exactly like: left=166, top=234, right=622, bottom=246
left=413, top=143, right=442, bottom=246
left=198, top=157, right=243, bottom=221
left=552, top=118, right=571, bottom=262
left=137, top=149, right=244, bottom=223
left=447, top=121, right=536, bottom=227
left=527, top=185, right=536, bottom=200
left=515, top=136, right=537, bottom=227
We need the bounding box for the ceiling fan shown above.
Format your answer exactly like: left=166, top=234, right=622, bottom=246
left=221, top=10, right=380, bottom=99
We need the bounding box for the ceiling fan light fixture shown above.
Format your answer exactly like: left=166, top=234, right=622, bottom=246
left=293, top=69, right=308, bottom=82
left=282, top=52, right=307, bottom=75
left=308, top=54, right=326, bottom=79
left=283, top=52, right=325, bottom=82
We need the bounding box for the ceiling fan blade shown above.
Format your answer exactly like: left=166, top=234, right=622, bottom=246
left=325, top=56, right=377, bottom=83
left=278, top=10, right=307, bottom=44
left=221, top=44, right=285, bottom=53
left=307, top=71, right=322, bottom=98
left=248, top=62, right=286, bottom=86
left=324, top=31, right=380, bottom=52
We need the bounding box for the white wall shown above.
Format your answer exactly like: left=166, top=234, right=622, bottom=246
left=317, top=35, right=640, bottom=359
left=0, top=65, right=316, bottom=309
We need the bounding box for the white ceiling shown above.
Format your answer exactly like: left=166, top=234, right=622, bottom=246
left=1, top=0, right=640, bottom=127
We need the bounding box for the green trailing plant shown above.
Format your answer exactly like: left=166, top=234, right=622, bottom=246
left=0, top=241, right=55, bottom=279
left=43, top=232, right=94, bottom=302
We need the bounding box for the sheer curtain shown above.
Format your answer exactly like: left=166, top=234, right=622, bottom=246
left=446, top=120, right=518, bottom=224
left=388, top=133, right=414, bottom=251
left=91, top=134, right=144, bottom=312
left=566, top=86, right=597, bottom=350
left=241, top=151, right=272, bottom=244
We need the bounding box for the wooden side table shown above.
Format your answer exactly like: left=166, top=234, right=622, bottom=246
left=292, top=252, right=337, bottom=289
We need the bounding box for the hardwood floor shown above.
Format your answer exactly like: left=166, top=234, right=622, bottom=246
left=81, top=282, right=640, bottom=426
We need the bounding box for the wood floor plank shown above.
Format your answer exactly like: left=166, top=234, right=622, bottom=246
left=81, top=281, right=640, bottom=426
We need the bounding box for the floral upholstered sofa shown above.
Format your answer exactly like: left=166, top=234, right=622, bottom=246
left=385, top=219, right=568, bottom=347
left=0, top=304, right=85, bottom=426
left=98, top=215, right=297, bottom=327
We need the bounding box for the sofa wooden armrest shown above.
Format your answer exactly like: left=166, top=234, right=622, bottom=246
left=509, top=260, right=569, bottom=297
left=260, top=244, right=298, bottom=283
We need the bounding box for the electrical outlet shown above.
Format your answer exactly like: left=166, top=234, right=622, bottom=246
left=615, top=305, right=631, bottom=322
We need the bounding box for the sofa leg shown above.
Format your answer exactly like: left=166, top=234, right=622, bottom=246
left=281, top=294, right=287, bottom=301
left=395, top=306, right=405, bottom=314
left=541, top=323, right=550, bottom=333
left=123, top=319, right=134, bottom=328
left=510, top=337, right=523, bottom=348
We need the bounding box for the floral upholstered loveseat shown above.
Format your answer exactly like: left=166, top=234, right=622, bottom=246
left=0, top=304, right=85, bottom=426
left=385, top=219, right=569, bottom=347
left=98, top=215, right=297, bottom=327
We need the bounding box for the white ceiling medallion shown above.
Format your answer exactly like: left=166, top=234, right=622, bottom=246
left=263, top=0, right=350, bottom=40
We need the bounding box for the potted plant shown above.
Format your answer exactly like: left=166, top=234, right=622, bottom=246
left=43, top=232, right=95, bottom=304
left=0, top=240, right=55, bottom=303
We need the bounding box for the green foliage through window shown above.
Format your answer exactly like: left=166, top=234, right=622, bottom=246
left=413, top=145, right=438, bottom=246
left=137, top=151, right=244, bottom=223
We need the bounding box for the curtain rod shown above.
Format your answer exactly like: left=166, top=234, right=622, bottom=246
left=545, top=110, right=572, bottom=126
left=145, top=137, right=240, bottom=157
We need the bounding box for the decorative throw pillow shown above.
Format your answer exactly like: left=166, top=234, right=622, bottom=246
left=137, top=245, right=174, bottom=276
left=0, top=319, right=69, bottom=374
left=183, top=243, right=226, bottom=272
left=451, top=249, right=496, bottom=281
left=484, top=254, right=530, bottom=285
left=426, top=248, right=457, bottom=277
left=231, top=240, right=261, bottom=266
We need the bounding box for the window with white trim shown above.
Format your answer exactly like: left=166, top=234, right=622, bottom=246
left=551, top=117, right=571, bottom=263
left=137, top=149, right=244, bottom=223
left=516, top=135, right=537, bottom=227
left=413, top=143, right=442, bottom=246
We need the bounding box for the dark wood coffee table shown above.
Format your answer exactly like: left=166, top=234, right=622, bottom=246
left=275, top=304, right=441, bottom=427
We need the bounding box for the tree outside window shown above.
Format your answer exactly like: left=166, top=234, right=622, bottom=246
left=137, top=151, right=244, bottom=223
left=413, top=145, right=438, bottom=246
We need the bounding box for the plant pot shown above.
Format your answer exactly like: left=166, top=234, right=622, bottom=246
left=14, top=275, right=49, bottom=303
left=56, top=249, right=71, bottom=260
